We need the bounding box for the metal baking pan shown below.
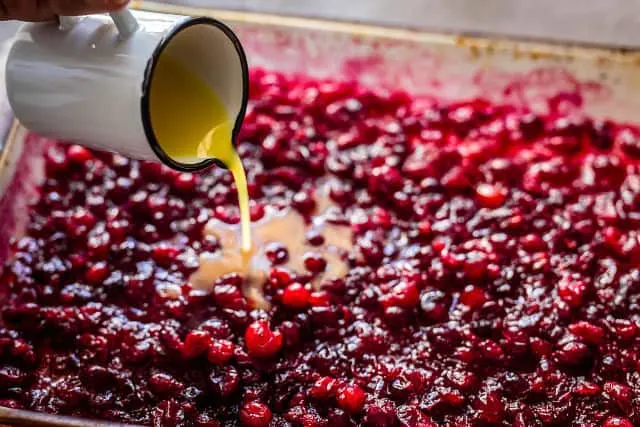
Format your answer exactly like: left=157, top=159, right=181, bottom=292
left=1, top=1, right=639, bottom=425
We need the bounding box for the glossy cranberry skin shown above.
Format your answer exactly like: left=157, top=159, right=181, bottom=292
left=207, top=340, right=235, bottom=365
left=182, top=330, right=212, bottom=359
left=67, top=145, right=93, bottom=164
left=282, top=282, right=311, bottom=308
left=244, top=321, right=283, bottom=358
left=475, top=183, right=507, bottom=208
left=336, top=384, right=366, bottom=414
left=239, top=402, right=272, bottom=427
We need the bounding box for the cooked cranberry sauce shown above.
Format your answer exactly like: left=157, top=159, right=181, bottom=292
left=2, top=69, right=640, bottom=427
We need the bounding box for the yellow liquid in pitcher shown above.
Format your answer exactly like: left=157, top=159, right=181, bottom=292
left=149, top=55, right=251, bottom=253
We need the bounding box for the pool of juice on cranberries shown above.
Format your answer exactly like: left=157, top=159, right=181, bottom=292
left=2, top=68, right=640, bottom=427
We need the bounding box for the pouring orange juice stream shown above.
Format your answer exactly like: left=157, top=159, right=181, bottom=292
left=149, top=55, right=252, bottom=253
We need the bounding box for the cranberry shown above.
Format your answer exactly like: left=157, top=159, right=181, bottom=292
left=303, top=252, right=327, bottom=274
left=568, top=321, right=605, bottom=344
left=555, top=342, right=590, bottom=366
left=381, top=280, right=420, bottom=308
left=152, top=244, right=180, bottom=266
left=306, top=230, right=325, bottom=246
left=182, top=330, right=212, bottom=359
left=85, top=263, right=109, bottom=285
left=45, top=147, right=69, bottom=174
left=282, top=283, right=311, bottom=308
left=149, top=373, right=184, bottom=395
left=558, top=279, right=588, bottom=307
left=207, top=340, right=235, bottom=365
left=475, top=183, right=507, bottom=208
left=173, top=173, right=197, bottom=193
left=460, top=286, right=488, bottom=310
left=292, top=190, right=316, bottom=215
left=239, top=402, right=272, bottom=427
left=618, top=128, right=640, bottom=158
left=420, top=289, right=450, bottom=323
left=336, top=384, right=366, bottom=414
left=269, top=267, right=293, bottom=287
left=265, top=242, right=289, bottom=265
left=368, top=165, right=403, bottom=196
left=244, top=321, right=283, bottom=358
left=309, top=291, right=330, bottom=307
left=67, top=145, right=93, bottom=163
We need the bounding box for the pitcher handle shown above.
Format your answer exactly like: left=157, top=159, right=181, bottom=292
left=59, top=7, right=139, bottom=38
left=109, top=8, right=139, bottom=38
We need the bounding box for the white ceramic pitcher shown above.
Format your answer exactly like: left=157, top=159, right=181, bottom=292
left=5, top=8, right=249, bottom=171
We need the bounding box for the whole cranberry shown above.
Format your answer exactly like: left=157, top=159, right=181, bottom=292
left=309, top=376, right=338, bottom=400
left=368, top=165, right=403, bottom=196
left=207, top=340, right=235, bottom=365
left=336, top=384, right=366, bottom=414
left=182, top=330, right=212, bottom=359
left=67, top=145, right=94, bottom=164
left=303, top=252, right=327, bottom=274
left=475, top=183, right=507, bottom=208
left=239, top=401, right=272, bottom=427
left=245, top=320, right=283, bottom=358
left=282, top=283, right=311, bottom=309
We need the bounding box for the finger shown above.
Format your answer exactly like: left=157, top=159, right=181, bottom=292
left=0, top=0, right=57, bottom=21
left=0, top=0, right=130, bottom=21
left=51, top=0, right=129, bottom=15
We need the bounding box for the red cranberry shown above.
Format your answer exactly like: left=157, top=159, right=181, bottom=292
left=336, top=384, right=366, bottom=414
left=207, top=340, right=235, bottom=365
left=309, top=376, right=338, bottom=400
left=265, top=242, right=289, bottom=265
left=282, top=283, right=311, bottom=308
left=182, top=330, right=212, bottom=359
left=618, top=128, right=640, bottom=158
left=45, top=147, right=69, bottom=174
left=149, top=373, right=184, bottom=395
left=85, top=263, right=109, bottom=285
left=558, top=279, right=588, bottom=307
left=213, top=281, right=246, bottom=310
left=568, top=321, right=605, bottom=345
left=303, top=252, right=327, bottom=274
left=381, top=280, right=419, bottom=308
left=239, top=402, right=272, bottom=427
left=475, top=183, right=507, bottom=208
left=173, top=173, right=197, bottom=193
left=309, top=291, right=330, bottom=307
left=67, top=145, right=93, bottom=164
left=244, top=321, right=283, bottom=358
left=368, top=165, right=403, bottom=196
left=292, top=191, right=316, bottom=215
left=460, top=286, right=488, bottom=310
left=306, top=230, right=325, bottom=246
left=269, top=267, right=293, bottom=287
left=555, top=342, right=590, bottom=366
